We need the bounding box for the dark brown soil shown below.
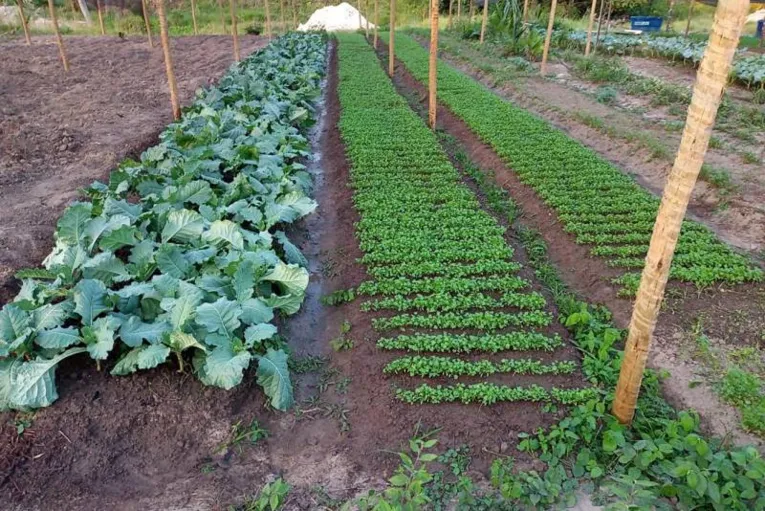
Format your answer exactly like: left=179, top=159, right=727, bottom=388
left=378, top=38, right=765, bottom=451
left=0, top=35, right=266, bottom=304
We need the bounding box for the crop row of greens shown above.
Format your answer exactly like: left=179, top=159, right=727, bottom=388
left=336, top=33, right=590, bottom=405
left=0, top=33, right=327, bottom=412
left=388, top=33, right=762, bottom=295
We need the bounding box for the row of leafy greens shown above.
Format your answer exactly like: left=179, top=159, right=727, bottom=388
left=0, top=33, right=327, bottom=413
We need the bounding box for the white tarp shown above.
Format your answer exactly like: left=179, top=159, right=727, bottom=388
left=747, top=9, right=765, bottom=23
left=297, top=2, right=376, bottom=32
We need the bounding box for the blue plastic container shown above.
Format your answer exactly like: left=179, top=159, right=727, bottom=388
left=757, top=20, right=764, bottom=40
left=630, top=16, right=664, bottom=32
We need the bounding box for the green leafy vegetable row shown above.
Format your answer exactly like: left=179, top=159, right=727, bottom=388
left=389, top=33, right=762, bottom=295
left=0, top=33, right=328, bottom=412
left=336, top=33, right=588, bottom=405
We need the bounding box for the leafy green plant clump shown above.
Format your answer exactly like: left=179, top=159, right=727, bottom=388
left=389, top=32, right=762, bottom=295
left=0, top=34, right=328, bottom=412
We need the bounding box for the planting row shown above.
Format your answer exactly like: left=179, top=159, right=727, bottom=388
left=0, top=33, right=328, bottom=412
left=390, top=33, right=762, bottom=295
left=337, top=33, right=592, bottom=405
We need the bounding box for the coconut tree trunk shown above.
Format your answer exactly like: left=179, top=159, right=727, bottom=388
left=48, top=0, right=70, bottom=72
left=156, top=0, right=180, bottom=119
left=264, top=0, right=272, bottom=38
left=15, top=0, right=31, bottom=45
left=448, top=0, right=454, bottom=28
left=540, top=0, right=557, bottom=74
left=190, top=0, right=199, bottom=34
left=229, top=0, right=240, bottom=60
left=428, top=0, right=439, bottom=129
left=373, top=0, right=379, bottom=47
left=584, top=0, right=597, bottom=56
left=612, top=0, right=750, bottom=425
left=388, top=0, right=395, bottom=76
left=684, top=0, right=695, bottom=37
left=142, top=0, right=154, bottom=47
left=218, top=0, right=227, bottom=33
left=479, top=0, right=488, bottom=43
left=96, top=0, right=106, bottom=35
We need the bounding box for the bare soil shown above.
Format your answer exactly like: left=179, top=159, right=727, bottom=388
left=0, top=35, right=266, bottom=304
left=386, top=38, right=765, bottom=450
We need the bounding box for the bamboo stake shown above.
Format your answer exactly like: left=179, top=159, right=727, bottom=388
left=584, top=0, right=597, bottom=56
left=264, top=0, right=272, bottom=38
left=48, top=0, right=69, bottom=72
left=218, top=0, right=227, bottom=33
left=684, top=0, right=695, bottom=37
left=357, top=0, right=362, bottom=32
left=230, top=0, right=240, bottom=60
left=388, top=0, right=395, bottom=76
left=448, top=0, right=454, bottom=29
left=156, top=0, right=180, bottom=119
left=594, top=0, right=605, bottom=51
left=457, top=0, right=461, bottom=21
left=469, top=0, right=474, bottom=19
left=291, top=0, right=298, bottom=28
left=190, top=0, right=199, bottom=34
left=479, top=0, right=488, bottom=43
left=428, top=0, right=438, bottom=129
left=665, top=0, right=675, bottom=31
left=280, top=0, right=285, bottom=32
left=612, top=0, right=749, bottom=426
left=522, top=0, right=529, bottom=24
left=373, top=0, right=379, bottom=48
left=15, top=0, right=31, bottom=45
left=96, top=0, right=105, bottom=35
left=604, top=0, right=612, bottom=35
left=142, top=0, right=154, bottom=47
left=540, top=0, right=557, bottom=74
left=364, top=0, right=369, bottom=38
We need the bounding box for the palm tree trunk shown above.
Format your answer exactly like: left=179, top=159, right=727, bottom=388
left=156, top=0, right=180, bottom=119
left=428, top=0, right=439, bottom=129
left=190, top=0, right=199, bottom=34
left=479, top=0, right=488, bottom=43
left=48, top=0, right=70, bottom=72
left=142, top=0, right=154, bottom=47
left=612, top=0, right=750, bottom=425
left=584, top=0, right=597, bottom=56
left=229, top=0, right=240, bottom=60
left=388, top=0, right=395, bottom=76
left=540, top=0, right=557, bottom=74
left=15, top=0, right=31, bottom=45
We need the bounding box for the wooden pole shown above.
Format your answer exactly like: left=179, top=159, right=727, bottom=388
left=612, top=0, right=750, bottom=425
left=48, top=0, right=70, bottom=72
left=156, top=0, right=180, bottom=119
left=96, top=0, right=106, bottom=35
left=190, top=0, right=199, bottom=34
left=469, top=0, right=475, bottom=19
left=540, top=0, right=557, bottom=74
left=218, top=0, right=227, bottom=33
left=291, top=0, right=298, bottom=28
left=594, top=0, right=605, bottom=51
left=364, top=0, right=370, bottom=38
left=388, top=0, right=395, bottom=76
left=15, top=0, right=31, bottom=45
left=684, top=0, right=695, bottom=37
left=522, top=0, right=529, bottom=24
left=264, top=0, right=272, bottom=38
left=457, top=0, right=461, bottom=21
left=280, top=0, right=286, bottom=32
left=584, top=0, right=597, bottom=56
left=604, top=0, right=612, bottom=35
left=479, top=0, right=488, bottom=43
left=230, top=0, right=240, bottom=60
left=373, top=0, right=379, bottom=48
left=666, top=0, right=676, bottom=31
left=142, top=0, right=154, bottom=47
left=428, top=0, right=438, bottom=129
left=357, top=0, right=362, bottom=32
left=448, top=0, right=454, bottom=28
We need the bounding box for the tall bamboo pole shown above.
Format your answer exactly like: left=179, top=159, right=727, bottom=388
left=448, top=0, right=454, bottom=29
left=684, top=0, right=695, bottom=37
left=95, top=0, right=105, bottom=35
left=479, top=0, right=488, bottom=43
left=364, top=0, right=370, bottom=38
left=291, top=0, right=298, bottom=27
left=15, top=0, right=31, bottom=45
left=229, top=0, right=240, bottom=60
left=584, top=0, right=597, bottom=56
left=190, top=0, right=199, bottom=34
left=155, top=0, right=180, bottom=119
left=357, top=0, right=362, bottom=31
left=373, top=0, right=379, bottom=48
left=469, top=0, right=475, bottom=19
left=604, top=0, right=612, bottom=35
left=48, top=0, right=69, bottom=72
left=594, top=0, right=605, bottom=51
left=279, top=0, right=285, bottom=32
left=218, top=0, right=227, bottom=33
left=264, top=0, right=272, bottom=38
left=665, top=0, right=676, bottom=31
left=612, top=0, right=749, bottom=425
left=141, top=0, right=154, bottom=47
left=388, top=0, right=395, bottom=76
left=540, top=0, right=557, bottom=74
left=428, top=0, right=439, bottom=129
left=522, top=0, right=529, bottom=24
left=457, top=0, right=461, bottom=21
